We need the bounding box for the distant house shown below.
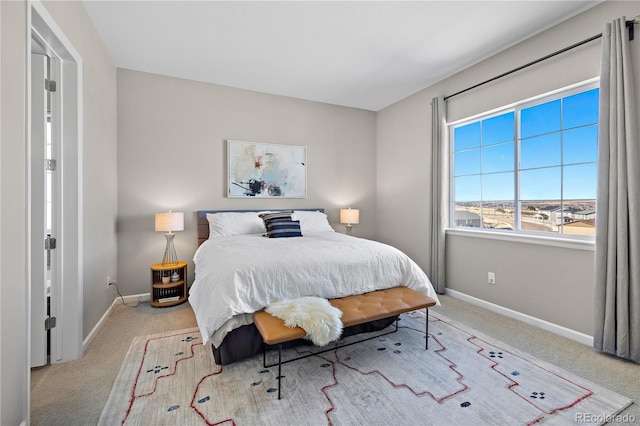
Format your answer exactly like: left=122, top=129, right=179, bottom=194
left=574, top=209, right=596, bottom=220
left=560, top=215, right=573, bottom=224
left=533, top=212, right=549, bottom=221
left=538, top=206, right=563, bottom=224
left=538, top=206, right=581, bottom=225
left=454, top=211, right=481, bottom=228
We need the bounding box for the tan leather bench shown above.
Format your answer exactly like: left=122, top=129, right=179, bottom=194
left=254, top=286, right=437, bottom=399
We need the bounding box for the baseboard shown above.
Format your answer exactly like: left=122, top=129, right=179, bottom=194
left=445, top=289, right=594, bottom=346
left=82, top=293, right=151, bottom=351
left=116, top=293, right=151, bottom=304
left=82, top=302, right=113, bottom=351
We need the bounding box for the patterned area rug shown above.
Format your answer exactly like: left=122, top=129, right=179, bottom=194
left=99, top=312, right=632, bottom=425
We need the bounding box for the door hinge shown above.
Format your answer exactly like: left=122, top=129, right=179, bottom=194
left=45, top=316, right=57, bottom=331
left=45, top=235, right=57, bottom=250
left=45, top=79, right=57, bottom=92
left=45, top=159, right=57, bottom=171
left=45, top=234, right=56, bottom=270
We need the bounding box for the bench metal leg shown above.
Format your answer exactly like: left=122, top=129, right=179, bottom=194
left=277, top=343, right=282, bottom=400
left=263, top=342, right=283, bottom=399
left=426, top=308, right=429, bottom=350
left=263, top=342, right=267, bottom=368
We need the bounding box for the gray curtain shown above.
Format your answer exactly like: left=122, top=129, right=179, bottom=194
left=430, top=97, right=447, bottom=293
left=594, top=17, right=640, bottom=363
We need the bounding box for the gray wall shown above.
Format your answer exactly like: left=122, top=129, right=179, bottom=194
left=0, top=1, right=117, bottom=423
left=1, top=2, right=29, bottom=423
left=377, top=0, right=640, bottom=336
left=116, top=69, right=377, bottom=294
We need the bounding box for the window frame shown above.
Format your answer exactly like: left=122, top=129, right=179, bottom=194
left=447, top=78, right=599, bottom=243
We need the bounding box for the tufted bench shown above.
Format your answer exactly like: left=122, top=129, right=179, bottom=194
left=254, top=286, right=437, bottom=399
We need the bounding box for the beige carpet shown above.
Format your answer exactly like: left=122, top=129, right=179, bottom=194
left=99, top=311, right=632, bottom=425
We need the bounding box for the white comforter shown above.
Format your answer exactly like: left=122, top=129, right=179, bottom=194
left=189, top=231, right=440, bottom=346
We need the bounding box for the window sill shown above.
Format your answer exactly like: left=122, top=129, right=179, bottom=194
left=445, top=228, right=595, bottom=251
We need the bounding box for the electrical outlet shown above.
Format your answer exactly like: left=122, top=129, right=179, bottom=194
left=107, top=276, right=112, bottom=286
left=488, top=272, right=496, bottom=284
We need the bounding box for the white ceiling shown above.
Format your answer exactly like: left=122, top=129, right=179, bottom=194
left=82, top=1, right=602, bottom=111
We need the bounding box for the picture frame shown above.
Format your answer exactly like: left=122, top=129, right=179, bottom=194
left=227, top=140, right=307, bottom=198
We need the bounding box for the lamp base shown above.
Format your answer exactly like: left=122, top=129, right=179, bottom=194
left=345, top=224, right=353, bottom=236
left=161, top=233, right=179, bottom=266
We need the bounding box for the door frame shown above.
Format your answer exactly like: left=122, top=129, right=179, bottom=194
left=28, top=0, right=83, bottom=366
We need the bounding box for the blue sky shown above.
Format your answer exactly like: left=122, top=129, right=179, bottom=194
left=454, top=88, right=599, bottom=203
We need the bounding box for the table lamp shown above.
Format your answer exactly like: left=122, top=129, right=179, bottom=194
left=340, top=208, right=360, bottom=236
left=155, top=211, right=184, bottom=265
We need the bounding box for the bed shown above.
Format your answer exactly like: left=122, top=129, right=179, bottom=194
left=189, top=209, right=440, bottom=365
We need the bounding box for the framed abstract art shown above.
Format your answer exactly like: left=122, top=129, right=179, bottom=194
left=227, top=140, right=307, bottom=198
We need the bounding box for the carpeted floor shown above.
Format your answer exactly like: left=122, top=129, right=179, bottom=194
left=30, top=295, right=639, bottom=425
left=30, top=300, right=197, bottom=426
left=97, top=311, right=632, bottom=425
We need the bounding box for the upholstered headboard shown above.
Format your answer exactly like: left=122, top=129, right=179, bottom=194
left=196, top=209, right=325, bottom=246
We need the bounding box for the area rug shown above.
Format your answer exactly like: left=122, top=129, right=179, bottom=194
left=98, top=312, right=632, bottom=425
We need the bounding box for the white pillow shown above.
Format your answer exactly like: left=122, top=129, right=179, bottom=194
left=292, top=210, right=334, bottom=234
left=207, top=212, right=266, bottom=238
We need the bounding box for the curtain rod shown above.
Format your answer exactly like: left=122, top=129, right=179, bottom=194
left=444, top=17, right=639, bottom=101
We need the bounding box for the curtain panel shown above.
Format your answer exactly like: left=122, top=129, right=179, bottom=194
left=594, top=17, right=640, bottom=363
left=430, top=96, right=447, bottom=294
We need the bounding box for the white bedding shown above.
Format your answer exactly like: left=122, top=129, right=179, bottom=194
left=188, top=231, right=440, bottom=347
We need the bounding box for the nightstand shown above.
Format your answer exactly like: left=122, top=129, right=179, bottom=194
left=150, top=261, right=188, bottom=307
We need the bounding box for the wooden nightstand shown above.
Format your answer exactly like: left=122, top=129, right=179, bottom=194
left=150, top=261, right=188, bottom=307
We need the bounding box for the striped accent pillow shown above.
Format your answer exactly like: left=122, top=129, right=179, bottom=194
left=259, top=212, right=303, bottom=238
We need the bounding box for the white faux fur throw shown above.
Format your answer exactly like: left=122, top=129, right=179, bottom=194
left=265, top=296, right=343, bottom=346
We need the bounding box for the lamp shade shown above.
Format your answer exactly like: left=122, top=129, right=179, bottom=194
left=155, top=211, right=184, bottom=233
left=340, top=208, right=360, bottom=225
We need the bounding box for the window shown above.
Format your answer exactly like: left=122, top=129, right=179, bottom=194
left=450, top=82, right=598, bottom=238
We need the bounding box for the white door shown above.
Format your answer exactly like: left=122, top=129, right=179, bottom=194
left=30, top=53, right=52, bottom=368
